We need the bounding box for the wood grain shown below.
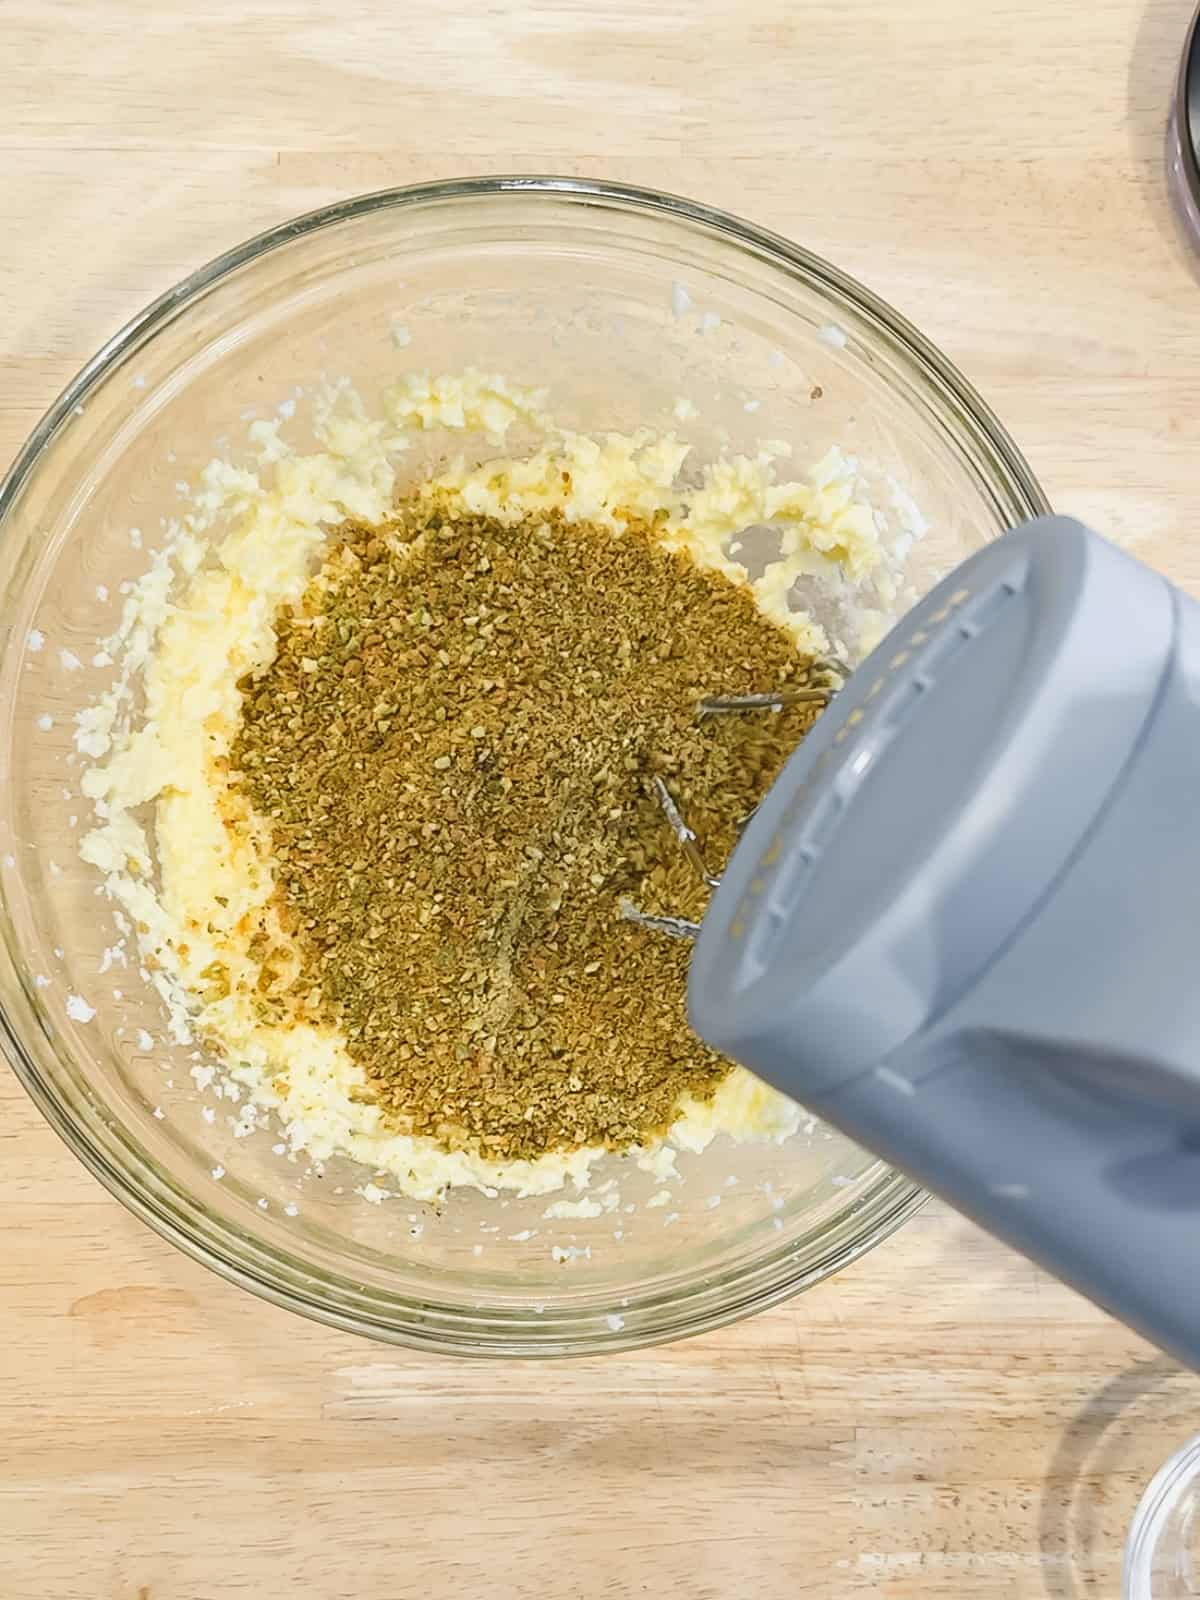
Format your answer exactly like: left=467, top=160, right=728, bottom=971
left=4, top=2, right=1200, bottom=1595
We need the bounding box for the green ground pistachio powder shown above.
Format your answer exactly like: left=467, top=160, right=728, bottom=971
left=230, top=501, right=823, bottom=1161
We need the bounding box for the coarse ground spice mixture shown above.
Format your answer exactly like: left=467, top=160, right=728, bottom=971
left=229, top=499, right=825, bottom=1161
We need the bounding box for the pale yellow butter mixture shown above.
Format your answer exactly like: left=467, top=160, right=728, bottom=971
left=76, top=370, right=892, bottom=1201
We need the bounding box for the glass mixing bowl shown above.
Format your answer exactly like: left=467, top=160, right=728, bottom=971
left=1126, top=1437, right=1200, bottom=1598
left=0, top=177, right=1047, bottom=1354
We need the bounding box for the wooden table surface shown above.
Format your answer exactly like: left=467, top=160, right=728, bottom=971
left=5, top=1, right=1200, bottom=1595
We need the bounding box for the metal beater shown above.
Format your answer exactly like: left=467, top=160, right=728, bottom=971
left=620, top=660, right=848, bottom=939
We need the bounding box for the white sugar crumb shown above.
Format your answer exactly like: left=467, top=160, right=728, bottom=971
left=98, top=945, right=126, bottom=974
left=647, top=1189, right=672, bottom=1209
left=543, top=1197, right=603, bottom=1221
left=59, top=649, right=82, bottom=673
left=135, top=1028, right=154, bottom=1051
left=95, top=585, right=109, bottom=603
left=390, top=319, right=412, bottom=348
left=663, top=1212, right=680, bottom=1227
left=605, top=1314, right=625, bottom=1332
left=91, top=650, right=113, bottom=669
left=472, top=1243, right=484, bottom=1256
left=743, top=398, right=761, bottom=413
left=2, top=855, right=14, bottom=869
left=152, top=1105, right=165, bottom=1119
left=671, top=281, right=692, bottom=319
left=284, top=1202, right=299, bottom=1216
left=818, top=323, right=849, bottom=349
left=508, top=1229, right=535, bottom=1242
left=831, top=1175, right=853, bottom=1188
left=27, top=629, right=45, bottom=653
left=705, top=1193, right=722, bottom=1210
left=700, top=310, right=721, bottom=332
left=33, top=974, right=50, bottom=988
left=278, top=398, right=297, bottom=420
left=636, top=1145, right=678, bottom=1181
left=768, top=348, right=785, bottom=368
left=211, top=1166, right=225, bottom=1180
left=551, top=1244, right=591, bottom=1263
left=672, top=396, right=698, bottom=421
left=65, top=993, right=95, bottom=1023
left=889, top=480, right=930, bottom=542
left=132, top=374, right=147, bottom=389
left=256, top=1197, right=268, bottom=1210
left=48, top=861, right=62, bottom=877
left=201, top=1106, right=216, bottom=1124
left=358, top=1182, right=388, bottom=1205
left=129, top=527, right=143, bottom=549
left=36, top=714, right=53, bottom=732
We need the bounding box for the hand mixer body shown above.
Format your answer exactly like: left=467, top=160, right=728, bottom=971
left=688, top=517, right=1200, bottom=1366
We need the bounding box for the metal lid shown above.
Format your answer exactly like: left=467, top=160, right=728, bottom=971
left=688, top=517, right=1175, bottom=1095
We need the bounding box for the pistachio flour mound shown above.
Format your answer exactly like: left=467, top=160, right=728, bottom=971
left=229, top=501, right=823, bottom=1162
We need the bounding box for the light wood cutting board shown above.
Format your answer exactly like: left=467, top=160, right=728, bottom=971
left=3, top=1, right=1200, bottom=1595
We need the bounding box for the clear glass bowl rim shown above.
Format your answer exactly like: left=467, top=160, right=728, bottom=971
left=1124, top=1434, right=1200, bottom=1598
left=0, top=175, right=1049, bottom=1355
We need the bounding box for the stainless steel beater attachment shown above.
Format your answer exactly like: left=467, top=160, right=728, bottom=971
left=619, top=659, right=848, bottom=939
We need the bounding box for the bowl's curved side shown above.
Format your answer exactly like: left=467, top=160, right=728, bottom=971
left=0, top=177, right=1050, bottom=526
left=0, top=177, right=1043, bottom=1354
left=6, top=1033, right=927, bottom=1353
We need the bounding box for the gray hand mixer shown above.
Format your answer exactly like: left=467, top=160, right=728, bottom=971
left=678, top=515, right=1200, bottom=1369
